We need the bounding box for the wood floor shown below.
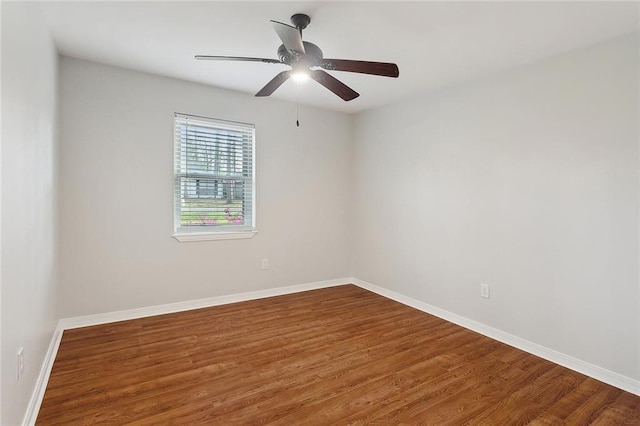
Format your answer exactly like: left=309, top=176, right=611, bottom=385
left=37, top=285, right=639, bottom=425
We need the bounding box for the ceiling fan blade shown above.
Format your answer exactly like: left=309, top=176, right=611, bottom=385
left=255, top=71, right=291, bottom=97
left=320, top=59, right=399, bottom=78
left=195, top=55, right=282, bottom=64
left=271, top=20, right=305, bottom=55
left=310, top=70, right=359, bottom=101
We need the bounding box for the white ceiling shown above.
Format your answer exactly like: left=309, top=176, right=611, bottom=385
left=40, top=1, right=639, bottom=114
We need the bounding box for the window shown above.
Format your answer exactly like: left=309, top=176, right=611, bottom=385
left=173, top=113, right=255, bottom=241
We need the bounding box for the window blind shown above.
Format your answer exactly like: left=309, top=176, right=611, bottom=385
left=174, top=113, right=255, bottom=234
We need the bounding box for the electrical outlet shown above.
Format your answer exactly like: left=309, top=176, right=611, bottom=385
left=261, top=258, right=269, bottom=270
left=17, top=347, right=24, bottom=381
left=480, top=283, right=490, bottom=299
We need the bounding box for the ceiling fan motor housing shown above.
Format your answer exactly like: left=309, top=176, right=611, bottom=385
left=277, top=41, right=324, bottom=68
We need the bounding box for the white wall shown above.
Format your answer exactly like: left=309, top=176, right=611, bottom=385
left=12, top=18, right=636, bottom=422
left=353, top=33, right=639, bottom=381
left=57, top=57, right=352, bottom=318
left=1, top=2, right=59, bottom=424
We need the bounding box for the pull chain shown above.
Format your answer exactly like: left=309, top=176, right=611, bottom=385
left=296, top=81, right=300, bottom=127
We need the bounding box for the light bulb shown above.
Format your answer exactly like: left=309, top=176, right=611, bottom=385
left=292, top=71, right=310, bottom=82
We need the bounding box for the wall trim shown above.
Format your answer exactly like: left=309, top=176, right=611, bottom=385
left=24, top=277, right=350, bottom=424
left=24, top=275, right=639, bottom=424
left=23, top=327, right=63, bottom=426
left=59, top=278, right=350, bottom=330
left=352, top=278, right=640, bottom=397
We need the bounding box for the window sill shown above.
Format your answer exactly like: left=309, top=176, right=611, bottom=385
left=173, top=231, right=257, bottom=242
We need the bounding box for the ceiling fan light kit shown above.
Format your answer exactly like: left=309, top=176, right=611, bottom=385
left=196, top=13, right=399, bottom=102
left=291, top=71, right=310, bottom=82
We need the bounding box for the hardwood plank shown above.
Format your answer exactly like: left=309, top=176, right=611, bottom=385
left=36, top=285, right=640, bottom=424
left=592, top=392, right=640, bottom=424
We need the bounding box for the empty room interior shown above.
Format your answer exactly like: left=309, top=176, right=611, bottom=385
left=2, top=1, right=640, bottom=424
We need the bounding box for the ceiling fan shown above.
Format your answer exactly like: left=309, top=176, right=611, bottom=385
left=195, top=13, right=399, bottom=101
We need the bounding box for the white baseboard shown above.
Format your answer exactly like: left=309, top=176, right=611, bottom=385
left=59, top=278, right=350, bottom=330
left=22, top=327, right=63, bottom=426
left=24, top=277, right=350, bottom=425
left=24, top=275, right=639, bottom=424
left=352, top=278, right=640, bottom=397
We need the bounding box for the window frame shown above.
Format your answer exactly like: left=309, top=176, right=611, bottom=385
left=172, top=113, right=256, bottom=242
